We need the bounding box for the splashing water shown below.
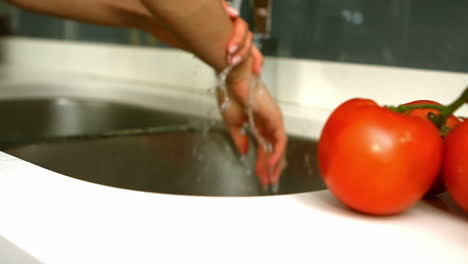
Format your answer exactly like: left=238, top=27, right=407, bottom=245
left=246, top=75, right=278, bottom=191
left=215, top=66, right=273, bottom=153
left=215, top=65, right=278, bottom=193
left=239, top=155, right=253, bottom=176
left=197, top=64, right=237, bottom=138
left=215, top=64, right=234, bottom=113
left=246, top=76, right=273, bottom=153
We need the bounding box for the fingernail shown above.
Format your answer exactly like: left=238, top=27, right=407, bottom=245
left=228, top=44, right=238, bottom=54
left=270, top=183, right=280, bottom=194
left=231, top=55, right=242, bottom=65
left=260, top=184, right=269, bottom=194
left=227, top=7, right=240, bottom=17
left=255, top=64, right=263, bottom=75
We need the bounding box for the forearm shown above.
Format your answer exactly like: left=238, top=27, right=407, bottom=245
left=7, top=0, right=151, bottom=29
left=5, top=0, right=186, bottom=49
left=140, top=0, right=233, bottom=72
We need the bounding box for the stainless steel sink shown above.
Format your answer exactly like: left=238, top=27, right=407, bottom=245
left=5, top=130, right=323, bottom=196
left=0, top=97, right=197, bottom=148
left=1, top=96, right=324, bottom=196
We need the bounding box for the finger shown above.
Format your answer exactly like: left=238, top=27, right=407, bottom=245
left=227, top=19, right=249, bottom=63
left=228, top=126, right=250, bottom=155
left=255, top=146, right=271, bottom=187
left=231, top=31, right=253, bottom=66
left=251, top=47, right=264, bottom=75
left=221, top=1, right=240, bottom=18
left=269, top=131, right=288, bottom=167
left=270, top=156, right=287, bottom=186
left=226, top=6, right=240, bottom=18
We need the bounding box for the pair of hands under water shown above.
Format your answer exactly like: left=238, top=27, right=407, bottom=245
left=218, top=2, right=287, bottom=189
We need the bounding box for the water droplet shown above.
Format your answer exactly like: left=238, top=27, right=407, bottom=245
left=192, top=145, right=199, bottom=156
left=246, top=76, right=273, bottom=152
left=304, top=154, right=314, bottom=176
left=240, top=125, right=247, bottom=135
left=197, top=154, right=204, bottom=161
left=214, top=65, right=277, bottom=185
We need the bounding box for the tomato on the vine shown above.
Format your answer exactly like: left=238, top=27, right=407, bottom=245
left=403, top=100, right=462, bottom=197
left=318, top=99, right=443, bottom=215
left=443, top=120, right=468, bottom=212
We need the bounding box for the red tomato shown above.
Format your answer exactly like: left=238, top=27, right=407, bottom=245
left=443, top=121, right=468, bottom=212
left=318, top=99, right=443, bottom=215
left=404, top=100, right=462, bottom=197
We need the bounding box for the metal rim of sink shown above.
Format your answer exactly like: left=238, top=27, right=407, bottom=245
left=5, top=127, right=324, bottom=197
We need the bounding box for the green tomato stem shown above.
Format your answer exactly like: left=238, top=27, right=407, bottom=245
left=390, top=104, right=445, bottom=113
left=389, top=86, right=468, bottom=135
left=433, top=86, right=468, bottom=128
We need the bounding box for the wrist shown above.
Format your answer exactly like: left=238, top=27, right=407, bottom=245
left=224, top=57, right=253, bottom=102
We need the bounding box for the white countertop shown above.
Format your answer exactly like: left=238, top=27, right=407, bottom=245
left=1, top=151, right=467, bottom=264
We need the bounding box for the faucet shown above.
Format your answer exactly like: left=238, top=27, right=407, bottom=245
left=227, top=0, right=272, bottom=38
left=226, top=1, right=276, bottom=100
left=252, top=0, right=272, bottom=38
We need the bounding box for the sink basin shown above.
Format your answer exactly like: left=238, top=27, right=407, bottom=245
left=0, top=95, right=324, bottom=196
left=5, top=130, right=324, bottom=196
left=0, top=97, right=197, bottom=148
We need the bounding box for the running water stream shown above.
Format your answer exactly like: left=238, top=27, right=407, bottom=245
left=215, top=65, right=278, bottom=193
left=215, top=65, right=273, bottom=152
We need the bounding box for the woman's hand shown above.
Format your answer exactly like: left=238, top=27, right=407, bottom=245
left=219, top=2, right=284, bottom=188
left=144, top=0, right=283, bottom=186
left=223, top=1, right=263, bottom=75
left=146, top=0, right=263, bottom=74
left=218, top=57, right=287, bottom=188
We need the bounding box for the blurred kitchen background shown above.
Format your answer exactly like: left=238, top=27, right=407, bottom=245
left=1, top=0, right=468, bottom=73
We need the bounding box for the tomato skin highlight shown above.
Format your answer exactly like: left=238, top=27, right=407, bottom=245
left=403, top=100, right=462, bottom=197
left=318, top=99, right=444, bottom=215
left=443, top=121, right=468, bottom=212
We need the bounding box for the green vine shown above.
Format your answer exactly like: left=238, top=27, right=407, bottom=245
left=389, top=86, right=468, bottom=135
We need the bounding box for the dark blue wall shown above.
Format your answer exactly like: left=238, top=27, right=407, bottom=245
left=1, top=0, right=467, bottom=73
